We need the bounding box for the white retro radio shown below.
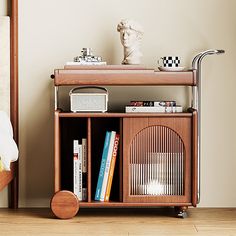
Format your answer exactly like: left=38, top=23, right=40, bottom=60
left=70, top=86, right=108, bottom=112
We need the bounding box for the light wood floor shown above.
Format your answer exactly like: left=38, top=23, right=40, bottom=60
left=0, top=208, right=236, bottom=235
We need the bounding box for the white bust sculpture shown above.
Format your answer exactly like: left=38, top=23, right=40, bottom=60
left=117, top=19, right=144, bottom=65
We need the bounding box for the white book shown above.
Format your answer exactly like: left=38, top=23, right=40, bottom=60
left=66, top=61, right=107, bottom=66
left=78, top=144, right=83, bottom=201
left=125, top=106, right=165, bottom=113
left=82, top=138, right=87, bottom=173
left=73, top=140, right=79, bottom=198
left=100, top=131, right=116, bottom=201
left=125, top=106, right=182, bottom=113
left=165, top=106, right=183, bottom=113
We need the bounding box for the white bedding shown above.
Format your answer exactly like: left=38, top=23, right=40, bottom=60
left=0, top=17, right=18, bottom=171
left=0, top=111, right=18, bottom=171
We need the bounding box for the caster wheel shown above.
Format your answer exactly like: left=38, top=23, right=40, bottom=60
left=174, top=206, right=188, bottom=219
left=177, top=211, right=188, bottom=218
left=51, top=190, right=79, bottom=219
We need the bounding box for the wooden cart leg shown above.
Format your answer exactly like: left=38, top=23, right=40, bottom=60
left=51, top=190, right=79, bottom=219
left=174, top=206, right=188, bottom=218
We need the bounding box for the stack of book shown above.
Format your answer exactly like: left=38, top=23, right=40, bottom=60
left=66, top=61, right=107, bottom=66
left=95, top=131, right=120, bottom=202
left=73, top=138, right=87, bottom=201
left=125, top=101, right=183, bottom=113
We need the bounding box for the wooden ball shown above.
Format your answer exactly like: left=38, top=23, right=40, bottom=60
left=51, top=190, right=79, bottom=219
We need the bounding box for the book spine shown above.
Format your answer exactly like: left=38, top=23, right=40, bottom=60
left=130, top=101, right=176, bottom=107
left=82, top=138, right=87, bottom=173
left=130, top=101, right=154, bottom=106
left=73, top=140, right=79, bottom=198
left=156, top=101, right=176, bottom=107
left=82, top=138, right=87, bottom=201
left=100, top=131, right=116, bottom=201
left=104, top=134, right=120, bottom=202
left=82, top=187, right=87, bottom=201
left=95, top=131, right=111, bottom=201
left=78, top=144, right=83, bottom=201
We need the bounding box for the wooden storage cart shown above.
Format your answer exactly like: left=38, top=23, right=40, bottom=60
left=51, top=68, right=198, bottom=219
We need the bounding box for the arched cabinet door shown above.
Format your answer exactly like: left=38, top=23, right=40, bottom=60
left=123, top=116, right=192, bottom=204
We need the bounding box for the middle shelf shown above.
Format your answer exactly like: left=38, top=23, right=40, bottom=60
left=58, top=112, right=193, bottom=118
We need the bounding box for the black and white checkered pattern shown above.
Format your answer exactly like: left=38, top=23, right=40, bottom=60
left=163, top=56, right=180, bottom=67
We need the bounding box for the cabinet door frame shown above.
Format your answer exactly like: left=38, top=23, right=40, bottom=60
left=123, top=117, right=192, bottom=204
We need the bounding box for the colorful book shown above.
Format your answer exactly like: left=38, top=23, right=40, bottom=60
left=100, top=131, right=116, bottom=201
left=95, top=131, right=111, bottom=201
left=105, top=134, right=120, bottom=202
left=82, top=138, right=87, bottom=201
left=130, top=101, right=176, bottom=107
left=73, top=140, right=79, bottom=199
left=73, top=140, right=82, bottom=200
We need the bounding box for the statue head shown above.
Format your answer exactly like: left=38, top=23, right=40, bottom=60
left=117, top=19, right=144, bottom=48
left=117, top=19, right=144, bottom=64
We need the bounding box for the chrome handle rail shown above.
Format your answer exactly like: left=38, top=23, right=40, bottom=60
left=191, top=49, right=225, bottom=204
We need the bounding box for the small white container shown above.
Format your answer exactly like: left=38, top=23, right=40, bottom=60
left=70, top=86, right=108, bottom=112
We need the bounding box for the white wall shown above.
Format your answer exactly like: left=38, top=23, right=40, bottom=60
left=0, top=0, right=7, bottom=16
left=1, top=0, right=236, bottom=207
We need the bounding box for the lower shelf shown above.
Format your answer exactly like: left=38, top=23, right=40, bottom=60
left=50, top=190, right=193, bottom=219
left=79, top=201, right=192, bottom=208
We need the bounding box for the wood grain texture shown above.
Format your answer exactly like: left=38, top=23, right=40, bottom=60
left=79, top=201, right=192, bottom=207
left=51, top=191, right=79, bottom=219
left=54, top=110, right=61, bottom=192
left=54, top=69, right=195, bottom=86
left=87, top=118, right=91, bottom=202
left=0, top=208, right=236, bottom=235
left=63, top=65, right=154, bottom=70
left=9, top=0, right=18, bottom=209
left=59, top=112, right=193, bottom=118
left=10, top=0, right=18, bottom=144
